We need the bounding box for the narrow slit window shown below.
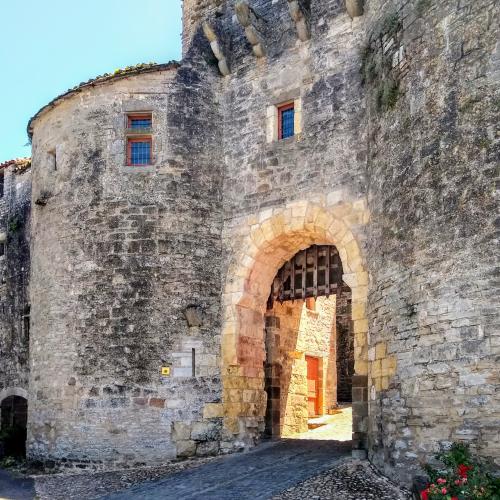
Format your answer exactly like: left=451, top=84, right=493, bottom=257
left=0, top=173, right=4, bottom=198
left=128, top=114, right=152, bottom=130
left=49, top=149, right=57, bottom=171
left=22, top=306, right=30, bottom=340
left=127, top=138, right=152, bottom=166
left=0, top=243, right=5, bottom=257
left=278, top=102, right=295, bottom=140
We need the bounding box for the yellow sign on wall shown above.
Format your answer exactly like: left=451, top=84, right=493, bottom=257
left=161, top=367, right=171, bottom=376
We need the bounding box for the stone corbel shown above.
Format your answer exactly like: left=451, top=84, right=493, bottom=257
left=287, top=0, right=310, bottom=42
left=346, top=0, right=365, bottom=18
left=235, top=1, right=266, bottom=58
left=203, top=22, right=230, bottom=76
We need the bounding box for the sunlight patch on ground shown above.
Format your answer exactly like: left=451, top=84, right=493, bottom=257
left=285, top=406, right=353, bottom=441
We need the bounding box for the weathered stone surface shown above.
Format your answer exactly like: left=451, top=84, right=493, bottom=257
left=0, top=0, right=496, bottom=488
left=0, top=160, right=31, bottom=407
left=176, top=440, right=197, bottom=458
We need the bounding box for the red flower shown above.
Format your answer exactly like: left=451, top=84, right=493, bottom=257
left=441, top=487, right=448, bottom=494
left=451, top=497, right=458, bottom=500
left=458, top=464, right=473, bottom=478
left=420, top=489, right=429, bottom=500
left=437, top=478, right=447, bottom=484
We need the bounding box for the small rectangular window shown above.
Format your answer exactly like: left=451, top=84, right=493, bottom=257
left=127, top=137, right=152, bottom=166
left=0, top=173, right=4, bottom=198
left=0, top=243, right=5, bottom=257
left=128, top=114, right=152, bottom=130
left=278, top=103, right=295, bottom=140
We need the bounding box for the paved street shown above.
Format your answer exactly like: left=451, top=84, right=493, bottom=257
left=0, top=469, right=35, bottom=500
left=102, top=440, right=352, bottom=500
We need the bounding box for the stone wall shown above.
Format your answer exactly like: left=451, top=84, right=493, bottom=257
left=22, top=0, right=499, bottom=484
left=361, top=0, right=500, bottom=481
left=28, top=62, right=225, bottom=465
left=0, top=161, right=31, bottom=405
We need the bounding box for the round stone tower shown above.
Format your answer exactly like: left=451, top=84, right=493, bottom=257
left=27, top=62, right=225, bottom=465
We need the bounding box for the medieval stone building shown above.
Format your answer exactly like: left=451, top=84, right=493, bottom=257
left=0, top=0, right=498, bottom=485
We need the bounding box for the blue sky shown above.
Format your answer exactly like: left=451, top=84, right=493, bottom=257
left=0, top=0, right=182, bottom=162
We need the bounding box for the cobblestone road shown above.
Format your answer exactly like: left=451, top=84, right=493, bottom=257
left=102, top=440, right=352, bottom=500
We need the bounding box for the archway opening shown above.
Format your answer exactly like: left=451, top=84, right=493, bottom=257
left=264, top=245, right=354, bottom=441
left=0, top=395, right=28, bottom=458
left=220, top=201, right=369, bottom=456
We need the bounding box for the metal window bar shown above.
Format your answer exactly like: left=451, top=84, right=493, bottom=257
left=130, top=118, right=152, bottom=129
left=130, top=141, right=151, bottom=165
left=281, top=108, right=295, bottom=139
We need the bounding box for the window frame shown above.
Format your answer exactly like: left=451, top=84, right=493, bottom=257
left=126, top=136, right=153, bottom=167
left=127, top=113, right=153, bottom=130
left=277, top=102, right=295, bottom=140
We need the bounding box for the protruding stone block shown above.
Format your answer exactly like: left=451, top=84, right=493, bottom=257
left=287, top=0, right=310, bottom=41
left=202, top=22, right=231, bottom=76
left=346, top=0, right=364, bottom=18
left=235, top=2, right=266, bottom=58
left=176, top=440, right=197, bottom=458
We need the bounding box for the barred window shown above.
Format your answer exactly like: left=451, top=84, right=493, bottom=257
left=127, top=138, right=152, bottom=166
left=278, top=102, right=295, bottom=140
left=128, top=114, right=152, bottom=129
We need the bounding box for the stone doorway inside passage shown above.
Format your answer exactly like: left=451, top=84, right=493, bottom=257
left=264, top=245, right=354, bottom=442
left=221, top=201, right=370, bottom=456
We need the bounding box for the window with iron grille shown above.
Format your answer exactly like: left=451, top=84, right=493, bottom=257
left=278, top=102, right=295, bottom=140
left=127, top=137, right=152, bottom=166
left=128, top=114, right=152, bottom=130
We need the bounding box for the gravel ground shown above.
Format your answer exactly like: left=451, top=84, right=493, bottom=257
left=33, top=457, right=216, bottom=500
left=4, top=445, right=412, bottom=499
left=272, top=459, right=413, bottom=500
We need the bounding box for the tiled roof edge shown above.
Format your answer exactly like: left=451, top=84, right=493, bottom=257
left=27, top=61, right=180, bottom=139
left=0, top=157, right=32, bottom=171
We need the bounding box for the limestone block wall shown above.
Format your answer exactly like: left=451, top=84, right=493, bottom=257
left=361, top=0, right=500, bottom=482
left=28, top=62, right=225, bottom=465
left=215, top=0, right=370, bottom=453
left=0, top=163, right=31, bottom=402
left=267, top=296, right=337, bottom=436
